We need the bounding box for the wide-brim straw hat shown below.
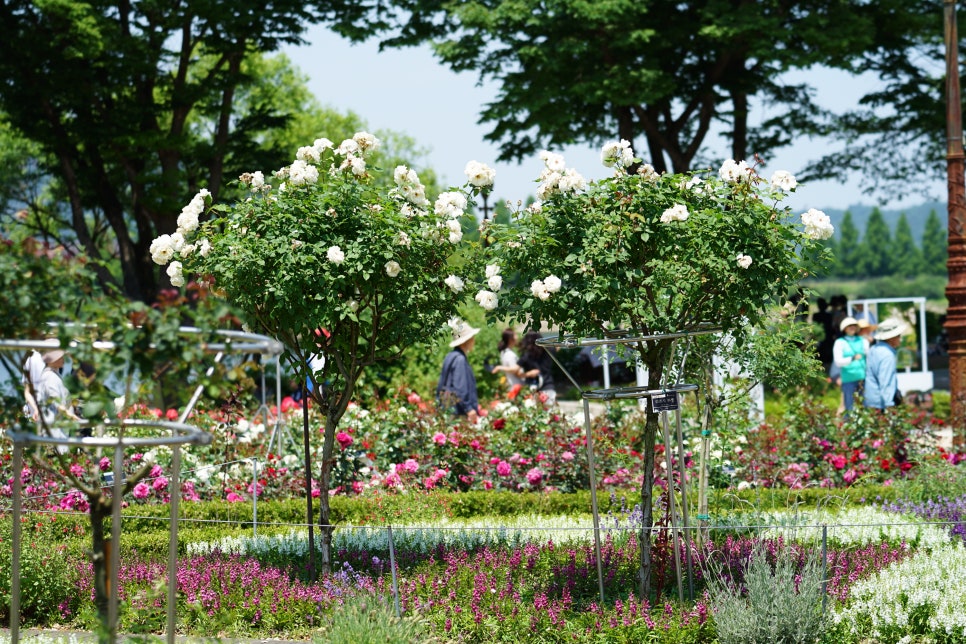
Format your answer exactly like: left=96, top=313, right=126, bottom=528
left=856, top=319, right=877, bottom=331
left=42, top=349, right=66, bottom=365
left=449, top=321, right=481, bottom=348
left=874, top=318, right=909, bottom=342
left=839, top=316, right=859, bottom=332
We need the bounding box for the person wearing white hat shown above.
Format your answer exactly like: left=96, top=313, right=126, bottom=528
left=36, top=349, right=80, bottom=450
left=864, top=318, right=909, bottom=410
left=832, top=317, right=868, bottom=414
left=435, top=319, right=482, bottom=423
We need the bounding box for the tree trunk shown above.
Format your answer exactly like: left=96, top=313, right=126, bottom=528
left=637, top=340, right=671, bottom=599
left=317, top=410, right=338, bottom=575
left=88, top=495, right=115, bottom=644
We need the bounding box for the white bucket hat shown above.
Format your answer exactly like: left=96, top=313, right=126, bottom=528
left=874, top=318, right=909, bottom=342
left=839, top=316, right=859, bottom=332
left=448, top=320, right=481, bottom=348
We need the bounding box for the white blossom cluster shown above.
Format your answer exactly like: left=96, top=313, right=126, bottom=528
left=736, top=253, right=753, bottom=269
left=600, top=139, right=634, bottom=169
left=719, top=158, right=752, bottom=183
left=660, top=203, right=690, bottom=223
left=833, top=542, right=966, bottom=641
left=761, top=506, right=950, bottom=549
left=393, top=164, right=430, bottom=209
left=769, top=170, right=798, bottom=192
left=433, top=190, right=468, bottom=244
left=464, top=160, right=496, bottom=188
left=474, top=264, right=502, bottom=310
left=636, top=163, right=660, bottom=182
left=536, top=150, right=586, bottom=200
left=149, top=187, right=212, bottom=286
left=530, top=274, right=562, bottom=301
left=801, top=207, right=835, bottom=240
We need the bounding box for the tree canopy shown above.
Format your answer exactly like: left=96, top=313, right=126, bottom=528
left=346, top=0, right=934, bottom=177
left=0, top=0, right=372, bottom=302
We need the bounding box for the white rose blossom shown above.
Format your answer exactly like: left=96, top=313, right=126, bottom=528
left=336, top=138, right=360, bottom=156
left=475, top=289, right=499, bottom=311
left=434, top=191, right=468, bottom=219
left=296, top=145, right=320, bottom=163
left=444, top=274, right=465, bottom=293
left=288, top=160, right=319, bottom=186
left=150, top=234, right=175, bottom=265
left=539, top=150, right=567, bottom=173
left=636, top=163, right=660, bottom=182
left=464, top=160, right=496, bottom=188
left=736, top=254, right=753, bottom=269
left=166, top=261, right=184, bottom=287
left=660, top=204, right=690, bottom=223
left=557, top=168, right=587, bottom=193
left=313, top=138, right=334, bottom=152
left=197, top=238, right=211, bottom=257
left=445, top=219, right=463, bottom=244
left=719, top=159, right=751, bottom=183
left=169, top=231, right=186, bottom=253
left=600, top=139, right=634, bottom=168
left=352, top=131, right=379, bottom=151
left=327, top=246, right=345, bottom=264
left=485, top=264, right=501, bottom=278
left=250, top=171, right=265, bottom=189
left=385, top=260, right=401, bottom=278
left=769, top=170, right=798, bottom=191
left=801, top=208, right=835, bottom=240
left=531, top=280, right=551, bottom=301
left=395, top=231, right=411, bottom=247
left=543, top=275, right=562, bottom=293
left=487, top=274, right=503, bottom=291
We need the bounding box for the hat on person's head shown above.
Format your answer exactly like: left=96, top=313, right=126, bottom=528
left=448, top=318, right=481, bottom=348
left=874, top=318, right=909, bottom=342
left=42, top=349, right=66, bottom=365
left=839, top=317, right=859, bottom=332
left=856, top=319, right=877, bottom=331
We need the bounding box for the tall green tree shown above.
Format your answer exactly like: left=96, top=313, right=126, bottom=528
left=921, top=208, right=948, bottom=276
left=890, top=212, right=924, bottom=278
left=834, top=210, right=860, bottom=277
left=0, top=0, right=370, bottom=302
left=348, top=0, right=930, bottom=173
left=854, top=208, right=893, bottom=277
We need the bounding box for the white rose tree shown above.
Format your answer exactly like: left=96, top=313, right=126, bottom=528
left=154, top=132, right=488, bottom=573
left=477, top=145, right=832, bottom=597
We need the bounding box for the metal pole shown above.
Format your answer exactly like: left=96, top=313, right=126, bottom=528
left=387, top=525, right=402, bottom=618
left=674, top=408, right=695, bottom=601
left=661, top=413, right=684, bottom=602
left=944, top=0, right=966, bottom=437
left=582, top=398, right=606, bottom=604
left=110, top=444, right=123, bottom=639
left=252, top=458, right=259, bottom=538
left=821, top=524, right=828, bottom=614
left=166, top=443, right=181, bottom=644
left=11, top=443, right=23, bottom=643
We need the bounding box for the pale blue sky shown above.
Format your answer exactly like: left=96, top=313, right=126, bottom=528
left=284, top=26, right=945, bottom=213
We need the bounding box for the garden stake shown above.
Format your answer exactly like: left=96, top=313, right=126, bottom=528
left=674, top=408, right=695, bottom=602
left=661, top=411, right=685, bottom=602
left=165, top=442, right=181, bottom=644
left=822, top=524, right=828, bottom=614
left=252, top=458, right=259, bottom=538
left=388, top=525, right=402, bottom=618
left=10, top=442, right=22, bottom=643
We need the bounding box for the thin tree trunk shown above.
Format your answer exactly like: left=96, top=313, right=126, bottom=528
left=637, top=341, right=670, bottom=599
left=88, top=495, right=115, bottom=644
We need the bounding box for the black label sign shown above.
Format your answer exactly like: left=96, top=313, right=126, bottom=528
left=651, top=391, right=679, bottom=413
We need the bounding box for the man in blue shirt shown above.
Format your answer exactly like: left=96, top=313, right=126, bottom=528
left=864, top=318, right=909, bottom=410
left=436, top=320, right=481, bottom=423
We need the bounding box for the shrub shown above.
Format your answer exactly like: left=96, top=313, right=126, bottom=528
left=709, top=542, right=827, bottom=644
left=315, top=595, right=436, bottom=644
left=0, top=520, right=80, bottom=625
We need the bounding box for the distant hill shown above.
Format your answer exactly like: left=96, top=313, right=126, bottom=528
left=823, top=201, right=945, bottom=242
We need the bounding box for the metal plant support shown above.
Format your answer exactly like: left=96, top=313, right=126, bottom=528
left=537, top=328, right=717, bottom=603
left=2, top=328, right=283, bottom=644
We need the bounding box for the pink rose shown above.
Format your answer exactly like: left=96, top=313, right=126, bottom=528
left=526, top=467, right=544, bottom=485
left=226, top=492, right=244, bottom=502
left=403, top=458, right=419, bottom=473
left=152, top=476, right=168, bottom=492
left=496, top=461, right=512, bottom=477
left=561, top=451, right=575, bottom=462
left=407, top=392, right=421, bottom=404
left=432, top=432, right=447, bottom=445
left=336, top=432, right=354, bottom=449
left=133, top=482, right=150, bottom=499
